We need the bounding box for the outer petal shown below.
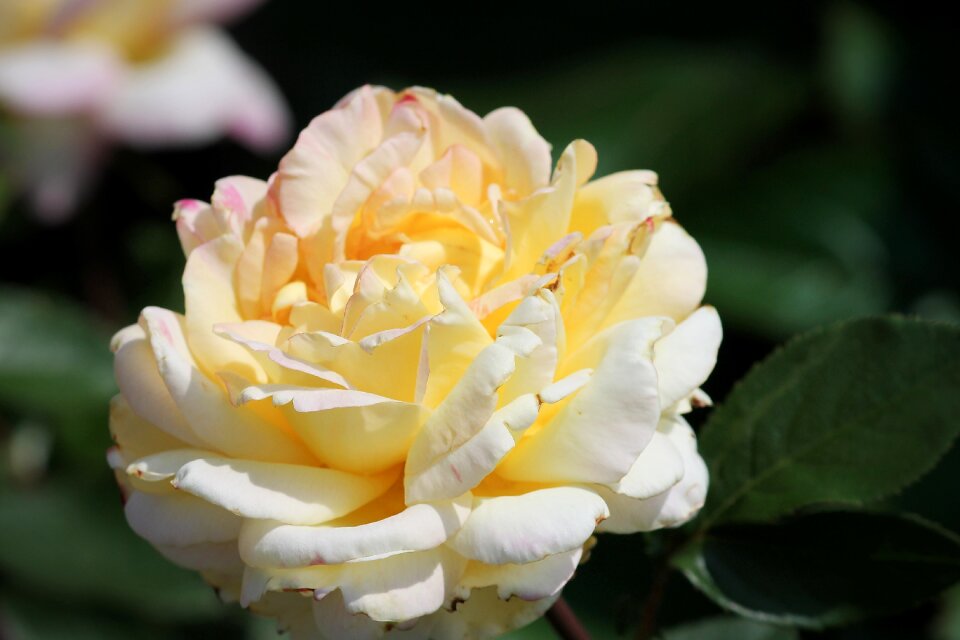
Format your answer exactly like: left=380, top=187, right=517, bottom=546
left=570, top=170, right=666, bottom=237
left=273, top=85, right=383, bottom=237
left=448, top=487, right=607, bottom=565
left=654, top=305, right=722, bottom=410
left=483, top=107, right=551, bottom=197
left=125, top=490, right=241, bottom=547
left=98, top=28, right=290, bottom=152
left=457, top=548, right=583, bottom=601
left=603, top=219, right=707, bottom=325
left=239, top=493, right=471, bottom=567
left=173, top=456, right=397, bottom=525
left=0, top=40, right=120, bottom=115
left=112, top=325, right=208, bottom=448
left=597, top=416, right=709, bottom=533
left=426, top=586, right=559, bottom=640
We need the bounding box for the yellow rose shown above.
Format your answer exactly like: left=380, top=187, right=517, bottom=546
left=109, top=86, right=721, bottom=638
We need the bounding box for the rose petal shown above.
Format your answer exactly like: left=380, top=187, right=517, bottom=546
left=239, top=493, right=471, bottom=567
left=654, top=305, right=722, bottom=410
left=448, top=487, right=607, bottom=565
left=174, top=456, right=397, bottom=524
left=125, top=490, right=241, bottom=547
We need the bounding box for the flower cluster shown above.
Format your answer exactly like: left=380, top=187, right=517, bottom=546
left=0, top=0, right=288, bottom=220
left=109, top=86, right=721, bottom=638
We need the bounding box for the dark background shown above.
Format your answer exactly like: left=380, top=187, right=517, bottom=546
left=1, top=2, right=957, bottom=638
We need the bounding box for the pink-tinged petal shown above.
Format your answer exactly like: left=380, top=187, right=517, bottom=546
left=598, top=416, right=709, bottom=533
left=273, top=85, right=383, bottom=238
left=483, top=107, right=551, bottom=197
left=654, top=305, right=722, bottom=410
left=0, top=40, right=121, bottom=116
left=98, top=28, right=290, bottom=153
left=457, top=547, right=583, bottom=602
left=498, top=318, right=665, bottom=484
left=125, top=490, right=241, bottom=547
left=139, top=306, right=312, bottom=464
left=448, top=487, right=607, bottom=565
left=238, top=493, right=471, bottom=567
left=173, top=456, right=396, bottom=525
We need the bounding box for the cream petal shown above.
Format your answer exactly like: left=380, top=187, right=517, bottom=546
left=239, top=493, right=471, bottom=567
left=570, top=170, right=666, bottom=237
left=457, top=547, right=582, bottom=602
left=499, top=141, right=590, bottom=283
left=99, top=28, right=289, bottom=152
left=654, top=306, right=722, bottom=410
left=127, top=448, right=214, bottom=482
left=125, top=490, right=241, bottom=547
left=215, top=322, right=352, bottom=389
left=182, top=234, right=266, bottom=382
left=156, top=541, right=243, bottom=574
left=607, top=430, right=684, bottom=500
left=426, top=586, right=559, bottom=640
left=173, top=457, right=396, bottom=525
left=310, top=589, right=386, bottom=640
left=498, top=289, right=562, bottom=404
left=109, top=395, right=193, bottom=463
left=250, top=549, right=463, bottom=623
left=448, top=487, right=607, bottom=565
left=140, top=306, right=312, bottom=464
left=112, top=325, right=208, bottom=448
left=483, top=107, right=551, bottom=197
left=598, top=416, right=709, bottom=533
left=498, top=318, right=664, bottom=484
left=604, top=219, right=708, bottom=325
left=274, top=85, right=383, bottom=237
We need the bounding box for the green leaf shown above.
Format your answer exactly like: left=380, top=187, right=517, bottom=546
left=0, top=482, right=222, bottom=622
left=699, top=316, right=960, bottom=527
left=673, top=510, right=960, bottom=629
left=661, top=616, right=798, bottom=640
left=0, top=286, right=117, bottom=465
left=0, top=286, right=115, bottom=415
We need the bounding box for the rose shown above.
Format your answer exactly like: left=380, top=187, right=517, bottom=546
left=0, top=0, right=289, bottom=221
left=109, top=85, right=721, bottom=638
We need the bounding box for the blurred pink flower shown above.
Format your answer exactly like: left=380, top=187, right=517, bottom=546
left=0, top=0, right=290, bottom=222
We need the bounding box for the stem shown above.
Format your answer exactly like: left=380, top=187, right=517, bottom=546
left=634, top=557, right=672, bottom=640
left=546, top=597, right=591, bottom=640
